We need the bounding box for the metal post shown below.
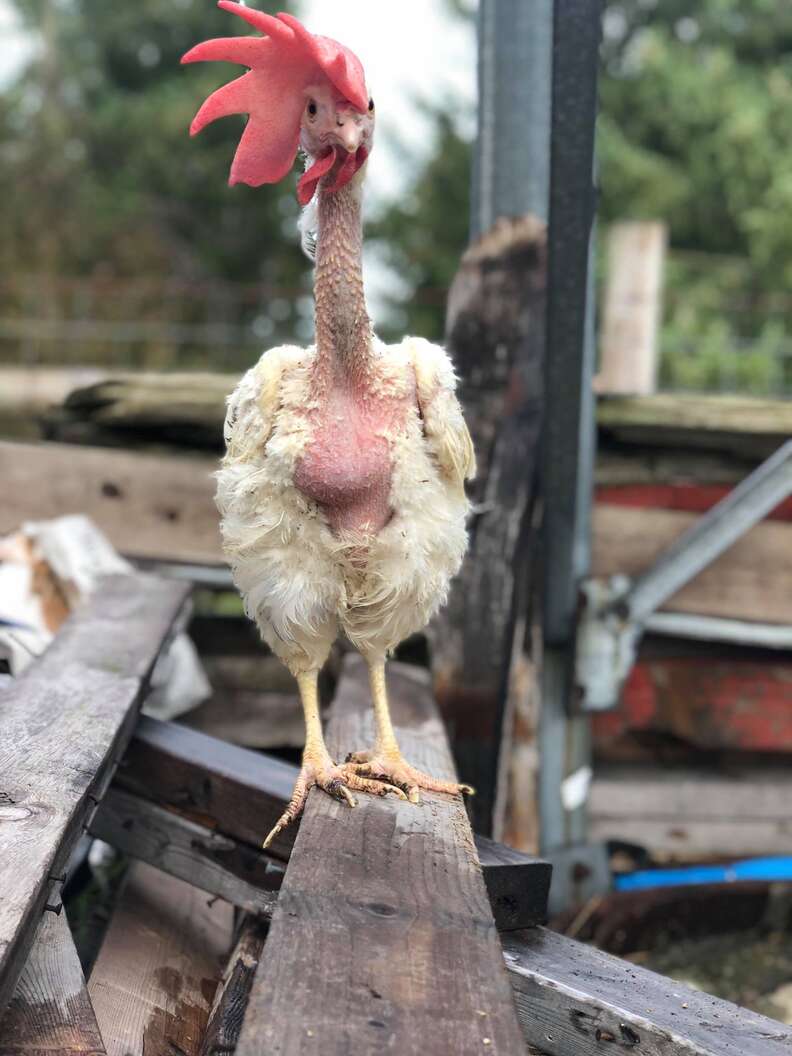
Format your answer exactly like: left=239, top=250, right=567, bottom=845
left=471, top=0, right=553, bottom=239
left=538, top=0, right=602, bottom=854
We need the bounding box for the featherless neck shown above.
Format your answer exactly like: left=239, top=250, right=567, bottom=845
left=312, top=177, right=372, bottom=388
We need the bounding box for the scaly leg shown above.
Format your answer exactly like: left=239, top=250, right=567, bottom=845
left=341, top=659, right=474, bottom=805
left=262, top=669, right=406, bottom=849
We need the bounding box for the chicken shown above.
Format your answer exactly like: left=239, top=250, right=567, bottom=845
left=184, top=3, right=475, bottom=848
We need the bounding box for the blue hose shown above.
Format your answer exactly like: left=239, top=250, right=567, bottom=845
left=615, top=857, right=792, bottom=891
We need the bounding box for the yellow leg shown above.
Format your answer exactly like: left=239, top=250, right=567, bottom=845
left=262, top=669, right=406, bottom=850
left=342, top=658, right=474, bottom=805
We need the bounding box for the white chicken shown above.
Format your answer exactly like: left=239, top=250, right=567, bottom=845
left=184, top=3, right=475, bottom=847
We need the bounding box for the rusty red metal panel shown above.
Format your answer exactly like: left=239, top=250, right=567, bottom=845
left=596, top=483, right=792, bottom=522
left=593, top=656, right=792, bottom=752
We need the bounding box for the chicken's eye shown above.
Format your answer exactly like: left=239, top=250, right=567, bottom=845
left=368, top=98, right=374, bottom=113
left=307, top=100, right=318, bottom=118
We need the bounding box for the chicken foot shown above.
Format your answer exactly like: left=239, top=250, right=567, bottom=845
left=262, top=670, right=406, bottom=849
left=341, top=660, right=474, bottom=805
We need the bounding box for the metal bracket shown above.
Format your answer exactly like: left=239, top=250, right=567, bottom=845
left=576, top=439, right=792, bottom=711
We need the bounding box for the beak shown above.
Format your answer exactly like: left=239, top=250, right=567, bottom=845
left=332, top=119, right=363, bottom=154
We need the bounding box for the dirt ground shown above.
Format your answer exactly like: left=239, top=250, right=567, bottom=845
left=632, top=930, right=792, bottom=1024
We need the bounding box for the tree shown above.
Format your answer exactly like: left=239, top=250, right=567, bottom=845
left=0, top=0, right=308, bottom=364
left=374, top=0, right=792, bottom=389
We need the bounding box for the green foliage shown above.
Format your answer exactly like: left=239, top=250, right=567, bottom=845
left=375, top=1, right=792, bottom=392
left=370, top=109, right=471, bottom=342
left=0, top=0, right=307, bottom=365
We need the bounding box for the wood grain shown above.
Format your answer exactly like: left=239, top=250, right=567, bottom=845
left=198, top=917, right=268, bottom=1056
left=504, top=926, right=792, bottom=1056
left=435, top=215, right=547, bottom=837
left=235, top=656, right=526, bottom=1055
left=589, top=763, right=792, bottom=859
left=88, top=863, right=232, bottom=1056
left=0, top=441, right=220, bottom=564
left=0, top=574, right=190, bottom=1018
left=90, top=788, right=280, bottom=917
left=118, top=716, right=550, bottom=928
left=592, top=503, right=792, bottom=624
left=0, top=911, right=105, bottom=1055
left=118, top=716, right=300, bottom=863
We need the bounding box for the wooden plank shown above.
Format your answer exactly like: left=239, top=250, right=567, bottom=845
left=435, top=215, right=546, bottom=836
left=598, top=394, right=792, bottom=459
left=183, top=690, right=304, bottom=749
left=504, top=926, right=792, bottom=1056
left=476, top=835, right=551, bottom=932
left=118, top=716, right=300, bottom=863
left=0, top=368, right=108, bottom=442
left=0, top=441, right=220, bottom=564
left=235, top=656, right=526, bottom=1055
left=88, top=863, right=232, bottom=1056
left=198, top=917, right=268, bottom=1056
left=597, top=221, right=666, bottom=396
left=592, top=503, right=792, bottom=624
left=0, top=574, right=190, bottom=1017
left=117, top=716, right=551, bottom=928
left=594, top=655, right=792, bottom=753
left=51, top=373, right=234, bottom=450
left=89, top=787, right=279, bottom=918
left=0, top=911, right=105, bottom=1056
left=589, top=763, right=792, bottom=859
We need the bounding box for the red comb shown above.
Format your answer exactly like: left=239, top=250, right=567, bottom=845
left=182, top=3, right=369, bottom=188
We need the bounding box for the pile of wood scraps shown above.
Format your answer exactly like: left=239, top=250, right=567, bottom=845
left=1, top=573, right=788, bottom=1055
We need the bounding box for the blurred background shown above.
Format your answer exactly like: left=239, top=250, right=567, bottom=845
left=3, top=0, right=792, bottom=1035
left=1, top=0, right=790, bottom=391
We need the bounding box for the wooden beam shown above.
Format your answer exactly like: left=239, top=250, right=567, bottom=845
left=504, top=926, right=792, bottom=1056
left=117, top=716, right=299, bottom=863
left=0, top=441, right=220, bottom=565
left=88, top=788, right=280, bottom=918
left=51, top=373, right=234, bottom=450
left=592, top=503, right=792, bottom=624
left=88, top=863, right=232, bottom=1056
left=476, top=836, right=551, bottom=933
left=198, top=917, right=268, bottom=1056
left=117, top=716, right=551, bottom=930
left=598, top=393, right=792, bottom=459
left=234, top=656, right=527, bottom=1055
left=597, top=221, right=666, bottom=396
left=0, top=574, right=190, bottom=1017
left=435, top=215, right=546, bottom=837
left=0, top=911, right=105, bottom=1055
left=589, top=763, right=792, bottom=860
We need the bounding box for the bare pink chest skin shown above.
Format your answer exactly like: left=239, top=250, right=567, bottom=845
left=294, top=379, right=414, bottom=534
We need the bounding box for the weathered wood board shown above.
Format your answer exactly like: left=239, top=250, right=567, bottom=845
left=504, top=926, right=792, bottom=1056
left=88, top=863, right=232, bottom=1056
left=89, top=788, right=279, bottom=918
left=599, top=393, right=792, bottom=458
left=0, top=911, right=105, bottom=1056
left=593, top=503, right=792, bottom=624
left=118, top=716, right=300, bottom=863
left=118, top=716, right=550, bottom=930
left=597, top=221, right=666, bottom=397
left=198, top=917, right=268, bottom=1056
left=0, top=575, right=190, bottom=1018
left=0, top=441, right=220, bottom=564
left=234, top=656, right=527, bottom=1055
left=589, top=763, right=792, bottom=859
